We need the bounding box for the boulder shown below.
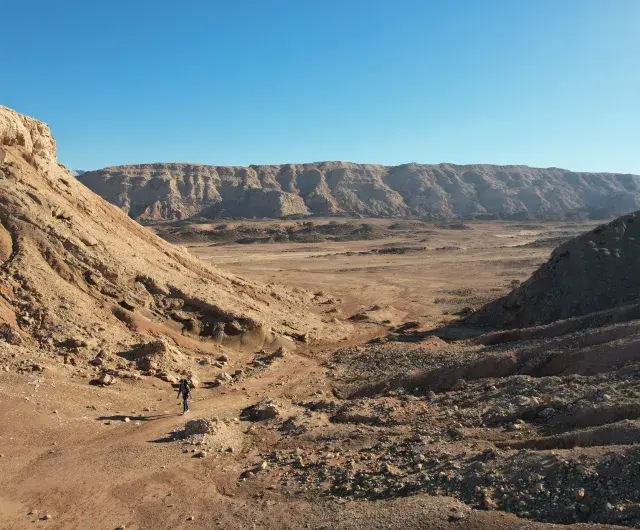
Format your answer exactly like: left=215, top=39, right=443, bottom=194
left=98, top=373, right=116, bottom=386
left=131, top=339, right=185, bottom=373
left=90, top=356, right=103, bottom=366
left=0, top=323, right=22, bottom=345
left=60, top=337, right=93, bottom=349
left=245, top=399, right=281, bottom=421
left=184, top=418, right=214, bottom=436
left=214, top=372, right=233, bottom=386
left=224, top=320, right=244, bottom=335
left=90, top=350, right=107, bottom=366
left=79, top=234, right=98, bottom=247
left=158, top=372, right=178, bottom=384
left=133, top=339, right=171, bottom=357
left=137, top=356, right=159, bottom=371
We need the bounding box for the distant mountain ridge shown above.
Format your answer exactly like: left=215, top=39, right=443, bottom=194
left=78, top=162, right=640, bottom=221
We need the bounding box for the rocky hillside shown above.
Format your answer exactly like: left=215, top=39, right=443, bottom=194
left=0, top=106, right=341, bottom=373
left=78, top=162, right=640, bottom=221
left=334, top=209, right=640, bottom=527
left=466, top=211, right=640, bottom=329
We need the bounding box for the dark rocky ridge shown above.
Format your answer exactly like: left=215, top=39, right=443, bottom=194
left=466, top=211, right=640, bottom=329
left=78, top=162, right=640, bottom=221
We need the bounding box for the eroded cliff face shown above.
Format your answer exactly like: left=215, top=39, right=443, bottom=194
left=0, top=106, right=342, bottom=364
left=0, top=105, right=57, bottom=163
left=79, top=161, right=640, bottom=221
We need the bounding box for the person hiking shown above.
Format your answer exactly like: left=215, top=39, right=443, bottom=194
left=177, top=378, right=191, bottom=415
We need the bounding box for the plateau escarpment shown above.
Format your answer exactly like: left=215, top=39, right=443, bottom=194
left=78, top=162, right=640, bottom=221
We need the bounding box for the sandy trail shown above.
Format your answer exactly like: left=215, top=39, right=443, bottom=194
left=0, top=344, right=324, bottom=528
left=0, top=329, right=625, bottom=530
left=0, top=342, right=620, bottom=530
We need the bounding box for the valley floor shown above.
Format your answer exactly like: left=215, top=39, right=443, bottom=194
left=187, top=219, right=598, bottom=325
left=3, top=219, right=632, bottom=530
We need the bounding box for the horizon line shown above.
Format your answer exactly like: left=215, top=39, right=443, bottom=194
left=68, top=160, right=640, bottom=177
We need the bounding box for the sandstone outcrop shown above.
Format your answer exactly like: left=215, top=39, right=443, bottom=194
left=0, top=106, right=340, bottom=367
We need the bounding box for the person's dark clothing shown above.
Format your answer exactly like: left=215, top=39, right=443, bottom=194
left=177, top=379, right=191, bottom=413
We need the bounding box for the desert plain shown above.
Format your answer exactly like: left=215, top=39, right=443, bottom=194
left=5, top=216, right=629, bottom=530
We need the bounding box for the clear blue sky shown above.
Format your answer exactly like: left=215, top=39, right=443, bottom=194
left=2, top=0, right=639, bottom=173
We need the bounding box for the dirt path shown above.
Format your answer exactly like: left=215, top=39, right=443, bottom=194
left=0, top=344, right=319, bottom=527
left=0, top=331, right=625, bottom=529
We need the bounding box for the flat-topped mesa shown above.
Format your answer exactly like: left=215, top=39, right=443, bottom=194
left=79, top=161, right=640, bottom=221
left=0, top=106, right=341, bottom=365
